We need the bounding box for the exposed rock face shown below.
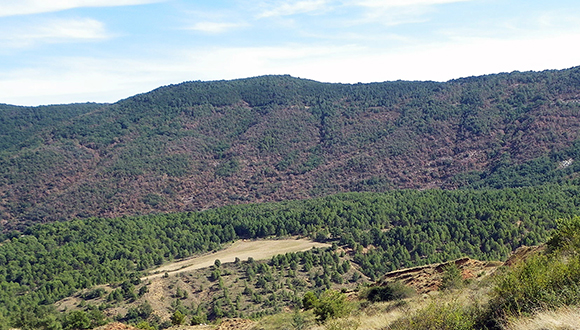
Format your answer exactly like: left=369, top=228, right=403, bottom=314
left=377, top=257, right=502, bottom=294
left=504, top=245, right=546, bottom=267
left=377, top=245, right=546, bottom=294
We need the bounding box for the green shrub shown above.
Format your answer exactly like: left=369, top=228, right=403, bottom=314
left=215, top=159, right=239, bottom=177
left=171, top=310, right=185, bottom=326
left=136, top=321, right=155, bottom=330
left=388, top=301, right=477, bottom=330
left=363, top=282, right=415, bottom=302
left=190, top=313, right=207, bottom=325
left=490, top=253, right=580, bottom=317
left=63, top=310, right=91, bottom=330
left=302, top=292, right=318, bottom=310
left=440, top=263, right=463, bottom=291
left=489, top=216, right=580, bottom=319
left=313, top=290, right=350, bottom=323
left=547, top=216, right=580, bottom=254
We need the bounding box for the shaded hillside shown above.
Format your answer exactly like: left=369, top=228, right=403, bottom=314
left=2, top=68, right=580, bottom=224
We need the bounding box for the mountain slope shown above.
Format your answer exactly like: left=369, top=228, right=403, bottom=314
left=0, top=102, right=105, bottom=152
left=2, top=186, right=580, bottom=329
left=2, top=68, right=580, bottom=225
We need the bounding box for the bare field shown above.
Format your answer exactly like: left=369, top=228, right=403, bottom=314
left=143, top=238, right=330, bottom=280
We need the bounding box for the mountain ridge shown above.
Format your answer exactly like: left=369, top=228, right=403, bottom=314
left=2, top=67, right=580, bottom=226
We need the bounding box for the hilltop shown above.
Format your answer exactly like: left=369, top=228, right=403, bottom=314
left=2, top=67, right=580, bottom=226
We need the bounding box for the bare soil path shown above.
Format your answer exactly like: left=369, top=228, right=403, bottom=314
left=143, top=238, right=329, bottom=280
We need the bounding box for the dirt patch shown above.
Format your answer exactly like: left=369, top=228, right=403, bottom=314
left=143, top=238, right=330, bottom=280
left=504, top=245, right=545, bottom=267
left=216, top=318, right=254, bottom=330
left=377, top=257, right=502, bottom=294
left=95, top=322, right=139, bottom=330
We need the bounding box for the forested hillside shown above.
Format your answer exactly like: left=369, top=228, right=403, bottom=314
left=0, top=103, right=105, bottom=152
left=1, top=186, right=580, bottom=329
left=2, top=68, right=580, bottom=225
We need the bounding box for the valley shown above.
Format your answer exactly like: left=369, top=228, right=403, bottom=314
left=2, top=67, right=580, bottom=329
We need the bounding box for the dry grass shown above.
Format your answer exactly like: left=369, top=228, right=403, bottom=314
left=244, top=296, right=425, bottom=330
left=349, top=301, right=411, bottom=330
left=504, top=307, right=580, bottom=330
left=300, top=293, right=438, bottom=330
left=307, top=283, right=491, bottom=330
left=144, top=238, right=330, bottom=280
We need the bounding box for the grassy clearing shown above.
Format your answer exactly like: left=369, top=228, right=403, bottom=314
left=145, top=239, right=330, bottom=280
left=76, top=242, right=361, bottom=328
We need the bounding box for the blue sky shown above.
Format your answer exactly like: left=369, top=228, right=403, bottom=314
left=1, top=0, right=579, bottom=106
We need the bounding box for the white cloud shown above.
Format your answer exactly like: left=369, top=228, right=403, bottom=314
left=1, top=29, right=580, bottom=106
left=0, top=45, right=353, bottom=105
left=0, top=57, right=176, bottom=105
left=352, top=0, right=471, bottom=8
left=0, top=0, right=164, bottom=17
left=258, top=0, right=331, bottom=18
left=353, top=6, right=430, bottom=27
left=292, top=34, right=580, bottom=83
left=345, top=0, right=472, bottom=26
left=187, top=21, right=247, bottom=34
left=0, top=18, right=109, bottom=48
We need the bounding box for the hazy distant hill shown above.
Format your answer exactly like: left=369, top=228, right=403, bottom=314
left=2, top=68, right=580, bottom=226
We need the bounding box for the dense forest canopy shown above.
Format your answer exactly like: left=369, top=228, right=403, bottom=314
left=1, top=68, right=580, bottom=225
left=1, top=186, right=580, bottom=328
left=0, top=103, right=105, bottom=151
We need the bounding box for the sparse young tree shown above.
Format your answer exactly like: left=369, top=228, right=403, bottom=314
left=302, top=291, right=318, bottom=310
left=171, top=310, right=185, bottom=326
left=313, top=290, right=350, bottom=323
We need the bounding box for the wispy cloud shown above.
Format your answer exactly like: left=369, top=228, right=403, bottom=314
left=346, top=0, right=472, bottom=26
left=351, top=0, right=471, bottom=8
left=0, top=0, right=578, bottom=107
left=357, top=6, right=430, bottom=27
left=187, top=21, right=248, bottom=34
left=0, top=56, right=174, bottom=106
left=2, top=27, right=580, bottom=106
left=253, top=0, right=472, bottom=27
left=0, top=0, right=165, bottom=17
left=258, top=0, right=331, bottom=18
left=0, top=18, right=109, bottom=48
